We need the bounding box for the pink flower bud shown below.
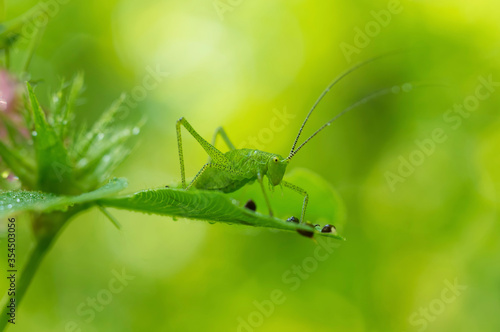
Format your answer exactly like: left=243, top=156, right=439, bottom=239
left=0, top=69, right=19, bottom=114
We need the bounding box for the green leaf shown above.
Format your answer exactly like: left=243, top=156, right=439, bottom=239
left=74, top=95, right=126, bottom=158
left=27, top=83, right=74, bottom=194
left=52, top=72, right=85, bottom=140
left=72, top=95, right=142, bottom=189
left=0, top=140, right=35, bottom=187
left=75, top=127, right=135, bottom=185
left=99, top=169, right=345, bottom=239
left=0, top=178, right=128, bottom=218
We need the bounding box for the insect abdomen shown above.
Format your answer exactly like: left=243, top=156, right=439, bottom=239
left=194, top=167, right=254, bottom=193
left=194, top=149, right=269, bottom=193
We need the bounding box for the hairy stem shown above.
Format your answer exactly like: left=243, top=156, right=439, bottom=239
left=0, top=208, right=82, bottom=331
left=0, top=234, right=53, bottom=330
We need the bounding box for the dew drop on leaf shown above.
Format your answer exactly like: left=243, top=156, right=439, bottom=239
left=402, top=83, right=413, bottom=92
left=391, top=86, right=401, bottom=94
left=77, top=158, right=88, bottom=168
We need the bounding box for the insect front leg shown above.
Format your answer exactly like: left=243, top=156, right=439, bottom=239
left=258, top=173, right=274, bottom=217
left=281, top=181, right=309, bottom=223
left=176, top=117, right=229, bottom=189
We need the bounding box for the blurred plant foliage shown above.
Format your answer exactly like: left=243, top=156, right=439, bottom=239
left=0, top=5, right=345, bottom=329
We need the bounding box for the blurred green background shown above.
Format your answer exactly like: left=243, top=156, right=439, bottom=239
left=2, top=0, right=500, bottom=331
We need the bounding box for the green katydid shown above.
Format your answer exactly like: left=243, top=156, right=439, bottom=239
left=176, top=55, right=407, bottom=227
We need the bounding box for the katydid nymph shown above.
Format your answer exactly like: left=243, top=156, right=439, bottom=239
left=176, top=55, right=405, bottom=229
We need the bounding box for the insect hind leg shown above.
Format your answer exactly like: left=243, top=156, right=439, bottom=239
left=211, top=127, right=236, bottom=150
left=208, top=127, right=236, bottom=162
left=176, top=117, right=229, bottom=189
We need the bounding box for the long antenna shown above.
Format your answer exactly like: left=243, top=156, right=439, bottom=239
left=287, top=83, right=420, bottom=160
left=288, top=51, right=401, bottom=159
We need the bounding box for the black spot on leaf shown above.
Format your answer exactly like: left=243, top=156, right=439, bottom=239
left=297, top=222, right=315, bottom=238
left=244, top=199, right=257, bottom=211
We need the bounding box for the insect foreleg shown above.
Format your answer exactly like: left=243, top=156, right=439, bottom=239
left=176, top=117, right=228, bottom=189
left=258, top=173, right=274, bottom=217
left=282, top=181, right=309, bottom=223
left=208, top=126, right=235, bottom=163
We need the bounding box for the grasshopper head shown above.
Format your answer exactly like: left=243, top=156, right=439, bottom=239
left=267, top=155, right=288, bottom=186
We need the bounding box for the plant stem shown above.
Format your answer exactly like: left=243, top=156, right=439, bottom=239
left=21, top=24, right=45, bottom=74
left=0, top=235, right=53, bottom=330
left=0, top=233, right=54, bottom=331
left=0, top=208, right=82, bottom=331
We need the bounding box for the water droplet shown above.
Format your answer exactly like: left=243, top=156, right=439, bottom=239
left=16, top=199, right=20, bottom=203
left=77, top=158, right=88, bottom=168
left=7, top=204, right=12, bottom=209
left=132, top=127, right=140, bottom=135
left=402, top=83, right=413, bottom=92
left=97, top=133, right=104, bottom=140
left=391, top=86, right=401, bottom=94
left=31, top=131, right=38, bottom=137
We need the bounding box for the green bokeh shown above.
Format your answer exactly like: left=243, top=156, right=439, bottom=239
left=1, top=0, right=499, bottom=331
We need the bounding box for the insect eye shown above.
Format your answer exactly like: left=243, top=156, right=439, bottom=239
left=273, top=157, right=279, bottom=163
